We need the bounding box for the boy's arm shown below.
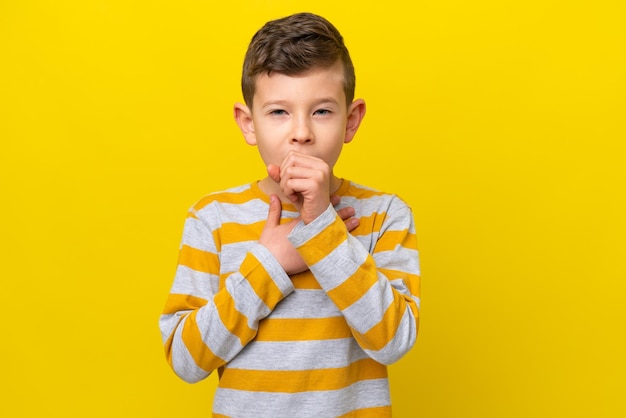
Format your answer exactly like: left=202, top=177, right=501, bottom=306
left=159, top=206, right=294, bottom=383
left=288, top=196, right=420, bottom=365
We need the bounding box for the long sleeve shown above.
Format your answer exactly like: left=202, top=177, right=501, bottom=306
left=160, top=182, right=420, bottom=417
left=288, top=195, right=420, bottom=365
left=159, top=201, right=295, bottom=383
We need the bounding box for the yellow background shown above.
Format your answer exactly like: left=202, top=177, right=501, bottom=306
left=1, top=1, right=624, bottom=417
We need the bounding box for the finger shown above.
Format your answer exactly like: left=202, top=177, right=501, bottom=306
left=336, top=205, right=358, bottom=232
left=330, top=194, right=341, bottom=206
left=336, top=206, right=355, bottom=221
left=265, top=194, right=282, bottom=227
left=280, top=151, right=326, bottom=174
left=280, top=167, right=325, bottom=194
left=276, top=173, right=300, bottom=202
left=267, top=164, right=281, bottom=183
left=344, top=217, right=359, bottom=232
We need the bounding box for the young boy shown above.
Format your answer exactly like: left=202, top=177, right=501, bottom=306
left=160, top=12, right=420, bottom=417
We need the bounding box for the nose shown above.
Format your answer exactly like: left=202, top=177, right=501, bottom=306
left=291, top=117, right=314, bottom=144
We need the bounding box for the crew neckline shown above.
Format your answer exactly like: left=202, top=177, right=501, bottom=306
left=250, top=178, right=350, bottom=210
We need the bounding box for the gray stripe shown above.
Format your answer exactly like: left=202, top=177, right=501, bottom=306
left=170, top=265, right=218, bottom=299
left=171, top=316, right=211, bottom=383
left=271, top=289, right=341, bottom=319
left=213, top=378, right=391, bottom=417
left=342, top=272, right=395, bottom=334
left=227, top=338, right=369, bottom=370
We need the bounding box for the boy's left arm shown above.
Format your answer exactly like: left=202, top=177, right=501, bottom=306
left=288, top=196, right=420, bottom=365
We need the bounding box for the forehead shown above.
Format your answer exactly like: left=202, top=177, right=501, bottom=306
left=253, top=62, right=346, bottom=108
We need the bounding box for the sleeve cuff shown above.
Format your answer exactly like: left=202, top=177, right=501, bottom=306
left=248, top=243, right=294, bottom=297
left=287, top=203, right=337, bottom=248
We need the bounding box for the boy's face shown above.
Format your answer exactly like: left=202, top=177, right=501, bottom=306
left=234, top=61, right=365, bottom=174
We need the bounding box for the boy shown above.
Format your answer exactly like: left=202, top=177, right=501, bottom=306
left=160, top=12, right=420, bottom=417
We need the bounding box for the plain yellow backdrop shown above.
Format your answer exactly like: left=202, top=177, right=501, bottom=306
left=1, top=1, right=625, bottom=417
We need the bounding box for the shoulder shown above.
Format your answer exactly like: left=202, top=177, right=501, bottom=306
left=189, top=183, right=255, bottom=211
left=342, top=180, right=412, bottom=214
left=186, top=183, right=268, bottom=223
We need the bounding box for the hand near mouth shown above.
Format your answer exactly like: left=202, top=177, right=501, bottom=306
left=266, top=150, right=332, bottom=224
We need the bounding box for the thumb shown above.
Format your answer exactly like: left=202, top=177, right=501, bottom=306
left=267, top=164, right=281, bottom=183
left=266, top=194, right=282, bottom=227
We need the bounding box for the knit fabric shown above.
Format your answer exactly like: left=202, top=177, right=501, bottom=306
left=160, top=180, right=420, bottom=417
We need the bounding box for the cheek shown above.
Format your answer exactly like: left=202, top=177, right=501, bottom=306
left=324, top=140, right=347, bottom=167
left=256, top=143, right=281, bottom=166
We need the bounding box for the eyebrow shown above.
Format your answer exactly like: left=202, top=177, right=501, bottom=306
left=260, top=98, right=340, bottom=108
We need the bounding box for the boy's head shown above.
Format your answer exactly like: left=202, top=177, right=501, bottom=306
left=234, top=13, right=366, bottom=184
left=241, top=12, right=356, bottom=109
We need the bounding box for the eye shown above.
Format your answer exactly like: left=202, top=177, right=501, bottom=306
left=268, top=109, right=287, bottom=116
left=314, top=108, right=332, bottom=116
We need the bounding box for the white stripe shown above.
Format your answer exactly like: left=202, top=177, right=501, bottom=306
left=227, top=338, right=369, bottom=370
left=309, top=234, right=370, bottom=291
left=181, top=216, right=217, bottom=252
left=213, top=378, right=391, bottom=417
left=194, top=192, right=300, bottom=227
left=196, top=299, right=245, bottom=361
left=172, top=316, right=211, bottom=383
left=225, top=274, right=270, bottom=329
left=364, top=308, right=417, bottom=365
left=270, top=289, right=341, bottom=319
left=342, top=271, right=395, bottom=334
left=170, top=264, right=218, bottom=299
left=341, top=194, right=391, bottom=218
left=219, top=241, right=256, bottom=273
left=159, top=312, right=184, bottom=344
left=374, top=248, right=420, bottom=274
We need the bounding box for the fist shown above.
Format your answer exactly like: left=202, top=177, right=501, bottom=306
left=267, top=151, right=331, bottom=224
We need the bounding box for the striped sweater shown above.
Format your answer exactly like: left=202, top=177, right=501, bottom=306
left=160, top=180, right=421, bottom=417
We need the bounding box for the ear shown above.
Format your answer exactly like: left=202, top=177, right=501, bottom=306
left=233, top=102, right=256, bottom=146
left=344, top=99, right=366, bottom=144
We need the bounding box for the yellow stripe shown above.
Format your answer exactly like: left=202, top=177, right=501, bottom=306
left=163, top=314, right=185, bottom=368
left=353, top=292, right=408, bottom=351
left=162, top=293, right=208, bottom=315
left=326, top=256, right=378, bottom=311
left=377, top=268, right=419, bottom=282
left=407, top=274, right=421, bottom=299
left=337, top=406, right=391, bottom=418
left=212, top=216, right=298, bottom=246
left=376, top=269, right=420, bottom=328
left=217, top=221, right=263, bottom=245
left=296, top=216, right=345, bottom=266
left=218, top=357, right=387, bottom=393
left=351, top=212, right=386, bottom=236
left=343, top=186, right=386, bottom=199
left=239, top=252, right=285, bottom=308
left=178, top=244, right=219, bottom=274
left=255, top=316, right=352, bottom=342
left=374, top=230, right=418, bottom=252
left=182, top=310, right=225, bottom=372
left=192, top=187, right=258, bottom=212
left=214, top=289, right=257, bottom=343
left=378, top=268, right=421, bottom=297
left=291, top=270, right=322, bottom=289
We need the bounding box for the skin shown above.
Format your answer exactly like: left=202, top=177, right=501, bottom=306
left=234, top=60, right=366, bottom=274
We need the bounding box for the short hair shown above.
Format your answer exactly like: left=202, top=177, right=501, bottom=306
left=241, top=12, right=356, bottom=108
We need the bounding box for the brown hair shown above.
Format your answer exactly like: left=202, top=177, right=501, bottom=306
left=241, top=12, right=356, bottom=108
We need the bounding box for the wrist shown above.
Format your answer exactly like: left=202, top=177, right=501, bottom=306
left=301, top=200, right=331, bottom=224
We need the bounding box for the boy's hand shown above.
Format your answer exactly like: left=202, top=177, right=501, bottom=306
left=260, top=194, right=359, bottom=275
left=267, top=151, right=331, bottom=224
